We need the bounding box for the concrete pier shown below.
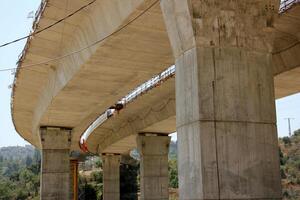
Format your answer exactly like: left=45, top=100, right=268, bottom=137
left=40, top=127, right=72, bottom=200
left=161, top=0, right=282, bottom=199
left=102, top=154, right=121, bottom=200
left=137, top=134, right=170, bottom=200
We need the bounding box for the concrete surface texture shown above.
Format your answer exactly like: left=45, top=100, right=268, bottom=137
left=273, top=4, right=300, bottom=97
left=160, top=0, right=282, bottom=199
left=10, top=0, right=300, bottom=199
left=137, top=135, right=170, bottom=200
left=102, top=154, right=121, bottom=200
left=40, top=127, right=71, bottom=200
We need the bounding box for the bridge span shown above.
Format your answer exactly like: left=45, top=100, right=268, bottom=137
left=11, top=0, right=300, bottom=199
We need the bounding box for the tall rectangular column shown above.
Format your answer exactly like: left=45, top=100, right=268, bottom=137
left=102, top=154, right=121, bottom=200
left=40, top=127, right=72, bottom=200
left=161, top=0, right=282, bottom=199
left=137, top=134, right=170, bottom=200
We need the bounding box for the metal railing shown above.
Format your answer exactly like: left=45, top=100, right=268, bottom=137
left=79, top=65, right=175, bottom=152
left=120, top=65, right=175, bottom=106
left=280, top=0, right=300, bottom=12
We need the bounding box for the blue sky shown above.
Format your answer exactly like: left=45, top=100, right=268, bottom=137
left=0, top=0, right=299, bottom=147
left=0, top=0, right=41, bottom=147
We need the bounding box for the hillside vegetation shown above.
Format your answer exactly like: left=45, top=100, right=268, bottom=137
left=0, top=146, right=40, bottom=200
left=279, top=130, right=300, bottom=199
left=0, top=134, right=299, bottom=200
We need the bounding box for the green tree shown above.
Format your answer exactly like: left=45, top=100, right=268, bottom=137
left=0, top=180, right=14, bottom=200
left=81, top=183, right=97, bottom=200
left=91, top=171, right=102, bottom=183
left=282, top=136, right=291, bottom=145
left=120, top=163, right=139, bottom=200
left=25, top=155, right=33, bottom=167
left=95, top=157, right=102, bottom=168
left=279, top=130, right=300, bottom=200
left=169, top=159, right=178, bottom=188
left=293, top=129, right=300, bottom=136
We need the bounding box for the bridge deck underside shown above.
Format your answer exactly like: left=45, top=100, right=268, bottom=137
left=12, top=1, right=300, bottom=153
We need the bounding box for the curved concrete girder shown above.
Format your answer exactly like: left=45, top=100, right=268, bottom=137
left=273, top=4, right=300, bottom=98
left=86, top=78, right=176, bottom=154
left=12, top=0, right=97, bottom=146
left=34, top=0, right=161, bottom=146
left=13, top=0, right=175, bottom=148
left=64, top=0, right=174, bottom=151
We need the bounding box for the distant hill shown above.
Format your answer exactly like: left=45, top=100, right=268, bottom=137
left=0, top=145, right=36, bottom=160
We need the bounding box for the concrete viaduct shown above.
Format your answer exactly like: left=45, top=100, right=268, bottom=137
left=11, top=0, right=300, bottom=199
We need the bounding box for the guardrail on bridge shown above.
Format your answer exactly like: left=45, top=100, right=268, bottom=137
left=280, top=0, right=300, bottom=12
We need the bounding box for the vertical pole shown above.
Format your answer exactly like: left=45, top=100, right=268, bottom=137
left=285, top=118, right=294, bottom=136
left=288, top=118, right=291, bottom=136
left=71, top=159, right=79, bottom=200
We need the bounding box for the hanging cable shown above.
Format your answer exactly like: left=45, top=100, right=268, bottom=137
left=0, top=0, right=159, bottom=73
left=1, top=0, right=298, bottom=73
left=0, top=0, right=97, bottom=48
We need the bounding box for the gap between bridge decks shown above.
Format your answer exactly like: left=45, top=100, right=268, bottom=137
left=79, top=65, right=175, bottom=153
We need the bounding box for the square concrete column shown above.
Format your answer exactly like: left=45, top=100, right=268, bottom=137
left=40, top=127, right=72, bottom=200
left=161, top=0, right=282, bottom=199
left=137, top=134, right=171, bottom=200
left=102, top=154, right=121, bottom=200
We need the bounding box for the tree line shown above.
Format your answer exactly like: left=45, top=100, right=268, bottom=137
left=0, top=134, right=299, bottom=200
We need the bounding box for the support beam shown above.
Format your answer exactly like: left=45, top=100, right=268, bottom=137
left=161, top=0, right=282, bottom=199
left=70, top=159, right=79, bottom=200
left=102, top=154, right=121, bottom=200
left=137, top=134, right=170, bottom=200
left=40, top=127, right=72, bottom=200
